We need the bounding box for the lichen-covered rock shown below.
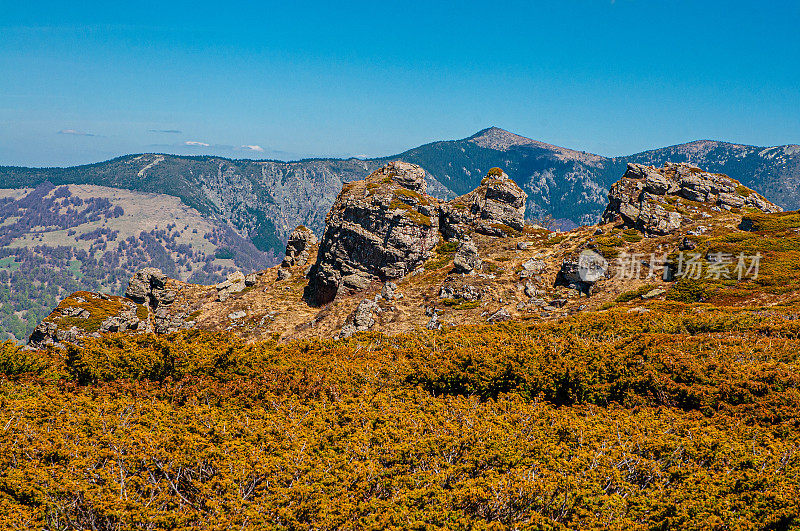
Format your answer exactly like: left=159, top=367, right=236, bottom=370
left=440, top=168, right=527, bottom=240
left=439, top=281, right=482, bottom=301
left=305, top=162, right=441, bottom=305
left=602, top=162, right=781, bottom=235
left=126, top=268, right=173, bottom=307
left=453, top=240, right=482, bottom=273
left=27, top=292, right=148, bottom=349
left=281, top=226, right=319, bottom=268
left=340, top=298, right=381, bottom=338
left=216, top=271, right=246, bottom=302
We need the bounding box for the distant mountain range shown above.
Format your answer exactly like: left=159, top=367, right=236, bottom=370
left=3, top=127, right=799, bottom=247
left=1, top=127, right=799, bottom=340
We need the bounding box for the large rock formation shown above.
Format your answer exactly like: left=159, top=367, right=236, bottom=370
left=126, top=268, right=174, bottom=307
left=602, top=163, right=781, bottom=235
left=126, top=267, right=190, bottom=334
left=305, top=161, right=441, bottom=305
left=281, top=226, right=318, bottom=268
left=440, top=168, right=528, bottom=240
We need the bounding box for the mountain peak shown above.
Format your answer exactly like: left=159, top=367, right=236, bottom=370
left=467, top=126, right=606, bottom=166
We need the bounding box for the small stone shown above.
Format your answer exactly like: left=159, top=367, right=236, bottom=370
left=487, top=308, right=511, bottom=323
left=521, top=258, right=545, bottom=272
left=277, top=268, right=291, bottom=281
left=381, top=282, right=397, bottom=301
left=228, top=311, right=246, bottom=320
left=641, top=288, right=666, bottom=300
left=453, top=240, right=482, bottom=273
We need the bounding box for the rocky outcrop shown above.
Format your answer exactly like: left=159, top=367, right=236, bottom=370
left=126, top=268, right=174, bottom=307
left=27, top=292, right=147, bottom=349
left=216, top=271, right=246, bottom=302
left=440, top=168, right=527, bottom=240
left=602, top=163, right=781, bottom=235
left=281, top=226, right=318, bottom=268
left=127, top=268, right=191, bottom=334
left=305, top=162, right=441, bottom=305
left=453, top=240, right=482, bottom=273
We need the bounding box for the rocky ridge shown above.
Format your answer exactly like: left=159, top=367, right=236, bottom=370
left=603, top=162, right=781, bottom=235
left=27, top=161, right=791, bottom=349
left=305, top=162, right=527, bottom=305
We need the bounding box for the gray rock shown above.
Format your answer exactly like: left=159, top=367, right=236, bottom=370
left=277, top=268, right=291, bottom=281
left=487, top=308, right=511, bottom=323
left=453, top=240, right=482, bottom=273
left=602, top=162, right=781, bottom=236
left=341, top=299, right=380, bottom=337
left=281, top=226, right=319, bottom=268
left=521, top=258, right=545, bottom=272
left=381, top=282, right=397, bottom=301
left=439, top=168, right=527, bottom=240
left=439, top=282, right=482, bottom=301
left=306, top=162, right=441, bottom=305
left=426, top=312, right=441, bottom=330
left=126, top=268, right=171, bottom=307
left=217, top=271, right=246, bottom=301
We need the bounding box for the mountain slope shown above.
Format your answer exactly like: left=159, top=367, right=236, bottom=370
left=2, top=128, right=799, bottom=340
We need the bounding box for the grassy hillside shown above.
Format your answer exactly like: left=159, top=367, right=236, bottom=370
left=0, top=183, right=271, bottom=341
left=2, top=305, right=800, bottom=529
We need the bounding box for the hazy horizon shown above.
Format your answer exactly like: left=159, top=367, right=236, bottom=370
left=4, top=126, right=800, bottom=170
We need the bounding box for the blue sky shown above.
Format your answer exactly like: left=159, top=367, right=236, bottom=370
left=1, top=1, right=798, bottom=166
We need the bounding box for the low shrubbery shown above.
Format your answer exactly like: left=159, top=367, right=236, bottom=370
left=3, top=297, right=800, bottom=528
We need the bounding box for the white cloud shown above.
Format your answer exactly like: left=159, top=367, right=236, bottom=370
left=184, top=140, right=210, bottom=147
left=239, top=144, right=265, bottom=152
left=58, top=129, right=96, bottom=137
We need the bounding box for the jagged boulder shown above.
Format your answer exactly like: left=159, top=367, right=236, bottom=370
left=216, top=271, right=246, bottom=302
left=440, top=168, right=527, bottom=240
left=126, top=268, right=174, bottom=308
left=340, top=298, right=381, bottom=338
left=305, top=161, right=441, bottom=305
left=602, top=163, right=781, bottom=235
left=281, top=226, right=319, bottom=268
left=453, top=240, right=482, bottom=273
left=554, top=250, right=608, bottom=295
